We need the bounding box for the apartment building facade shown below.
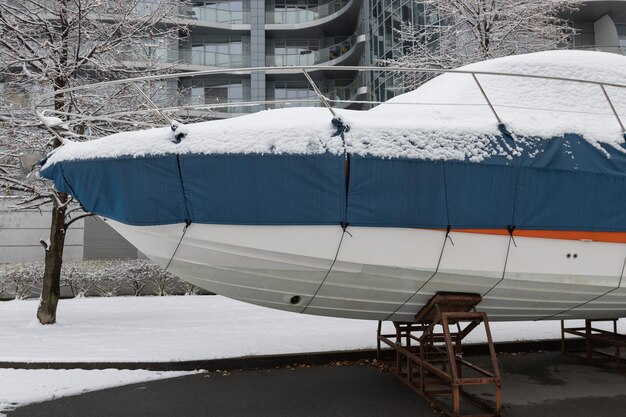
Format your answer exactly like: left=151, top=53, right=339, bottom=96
left=170, top=0, right=367, bottom=115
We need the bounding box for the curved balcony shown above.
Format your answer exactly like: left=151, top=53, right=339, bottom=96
left=330, top=73, right=367, bottom=104
left=179, top=5, right=250, bottom=25
left=177, top=50, right=250, bottom=69
left=34, top=1, right=251, bottom=30
left=268, top=94, right=321, bottom=109
left=124, top=47, right=250, bottom=70
left=266, top=33, right=365, bottom=68
left=180, top=95, right=252, bottom=114
left=267, top=74, right=367, bottom=110
left=266, top=0, right=349, bottom=24
left=265, top=0, right=360, bottom=35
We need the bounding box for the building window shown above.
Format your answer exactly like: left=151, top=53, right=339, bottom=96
left=188, top=35, right=246, bottom=67
left=269, top=80, right=319, bottom=107
left=369, top=0, right=424, bottom=102
left=190, top=0, right=248, bottom=24
left=184, top=79, right=247, bottom=112
left=268, top=0, right=344, bottom=24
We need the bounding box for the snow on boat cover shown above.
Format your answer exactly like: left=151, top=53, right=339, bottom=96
left=41, top=51, right=626, bottom=322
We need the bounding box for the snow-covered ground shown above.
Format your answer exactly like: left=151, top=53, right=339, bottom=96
left=1, top=295, right=623, bottom=414
left=0, top=369, right=198, bottom=416
left=2, top=295, right=623, bottom=363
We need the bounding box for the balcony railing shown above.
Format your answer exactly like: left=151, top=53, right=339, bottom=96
left=179, top=50, right=250, bottom=68
left=178, top=5, right=250, bottom=24
left=180, top=95, right=252, bottom=113
left=181, top=81, right=363, bottom=112
left=125, top=47, right=250, bottom=69
left=268, top=97, right=320, bottom=109
left=266, top=33, right=360, bottom=66
left=330, top=73, right=366, bottom=101
left=571, top=45, right=626, bottom=55
left=266, top=0, right=349, bottom=24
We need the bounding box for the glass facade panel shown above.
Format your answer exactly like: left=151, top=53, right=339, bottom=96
left=127, top=37, right=176, bottom=65
left=188, top=0, right=250, bottom=24
left=267, top=0, right=348, bottom=24
left=266, top=34, right=355, bottom=66
left=184, top=35, right=248, bottom=67
left=267, top=81, right=320, bottom=108
left=183, top=79, right=249, bottom=113
left=368, top=0, right=424, bottom=102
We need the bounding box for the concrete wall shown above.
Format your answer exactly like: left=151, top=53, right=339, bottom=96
left=594, top=14, right=621, bottom=52
left=83, top=216, right=139, bottom=260
left=0, top=197, right=84, bottom=263
left=1, top=196, right=144, bottom=264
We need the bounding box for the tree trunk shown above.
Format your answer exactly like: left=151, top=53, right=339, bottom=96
left=37, top=193, right=68, bottom=325
left=38, top=0, right=70, bottom=324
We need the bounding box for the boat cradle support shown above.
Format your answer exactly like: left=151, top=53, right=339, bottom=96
left=561, top=319, right=625, bottom=372
left=376, top=292, right=502, bottom=417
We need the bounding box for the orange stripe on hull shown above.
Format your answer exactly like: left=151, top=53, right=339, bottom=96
left=450, top=229, right=626, bottom=244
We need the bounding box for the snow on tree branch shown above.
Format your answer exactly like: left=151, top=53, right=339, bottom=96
left=0, top=0, right=193, bottom=324
left=381, top=0, right=583, bottom=89
left=0, top=0, right=191, bottom=211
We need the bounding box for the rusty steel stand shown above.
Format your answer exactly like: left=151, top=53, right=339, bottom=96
left=377, top=293, right=501, bottom=417
left=561, top=319, right=625, bottom=372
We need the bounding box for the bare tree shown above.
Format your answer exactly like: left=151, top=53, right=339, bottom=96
left=93, top=261, right=127, bottom=297
left=181, top=281, right=200, bottom=296
left=0, top=0, right=188, bottom=324
left=124, top=259, right=154, bottom=296
left=382, top=0, right=582, bottom=88
left=0, top=261, right=44, bottom=299
left=151, top=271, right=177, bottom=296
left=62, top=263, right=96, bottom=298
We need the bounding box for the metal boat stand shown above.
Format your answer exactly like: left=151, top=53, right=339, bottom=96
left=561, top=319, right=625, bottom=372
left=377, top=293, right=502, bottom=417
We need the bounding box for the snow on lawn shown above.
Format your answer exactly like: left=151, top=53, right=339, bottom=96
left=0, top=369, right=198, bottom=415
left=2, top=296, right=623, bottom=363
left=43, top=51, right=626, bottom=166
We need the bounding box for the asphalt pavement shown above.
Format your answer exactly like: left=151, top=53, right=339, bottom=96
left=9, top=352, right=626, bottom=417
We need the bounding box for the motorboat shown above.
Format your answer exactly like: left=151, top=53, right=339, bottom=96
left=40, top=51, right=626, bottom=322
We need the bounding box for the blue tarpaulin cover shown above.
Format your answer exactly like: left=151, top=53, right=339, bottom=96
left=40, top=133, right=626, bottom=232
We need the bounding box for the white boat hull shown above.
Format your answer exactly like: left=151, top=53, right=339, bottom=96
left=107, top=220, right=626, bottom=322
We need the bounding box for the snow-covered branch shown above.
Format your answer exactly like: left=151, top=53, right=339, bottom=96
left=381, top=0, right=583, bottom=89
left=0, top=0, right=191, bottom=208
left=0, top=0, right=193, bottom=324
